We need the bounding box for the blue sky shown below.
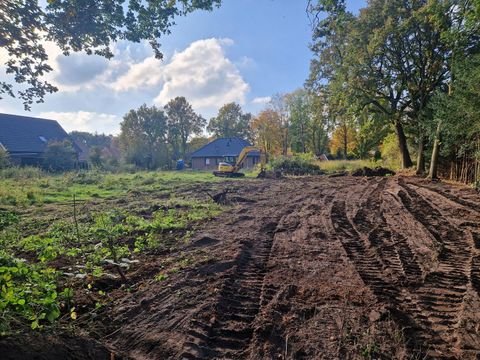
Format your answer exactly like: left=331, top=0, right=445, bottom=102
left=0, top=0, right=366, bottom=135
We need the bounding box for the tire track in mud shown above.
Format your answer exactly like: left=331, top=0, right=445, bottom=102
left=411, top=180, right=480, bottom=213
left=397, top=179, right=472, bottom=358
left=330, top=197, right=428, bottom=354
left=180, top=220, right=280, bottom=359
left=332, top=177, right=476, bottom=358
left=331, top=199, right=399, bottom=300
left=352, top=179, right=423, bottom=286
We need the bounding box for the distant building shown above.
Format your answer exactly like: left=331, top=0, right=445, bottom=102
left=190, top=137, right=260, bottom=170
left=0, top=113, right=82, bottom=166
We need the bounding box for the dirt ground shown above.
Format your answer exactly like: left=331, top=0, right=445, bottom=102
left=4, top=175, right=480, bottom=359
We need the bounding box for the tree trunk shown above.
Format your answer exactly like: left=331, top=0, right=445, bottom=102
left=428, top=121, right=442, bottom=180
left=301, top=123, right=306, bottom=153
left=343, top=123, right=348, bottom=160
left=395, top=121, right=413, bottom=168
left=312, top=128, right=317, bottom=155
left=416, top=138, right=425, bottom=175
left=283, top=127, right=289, bottom=156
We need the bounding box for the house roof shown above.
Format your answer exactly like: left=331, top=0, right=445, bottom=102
left=190, top=137, right=260, bottom=158
left=0, top=113, right=71, bottom=154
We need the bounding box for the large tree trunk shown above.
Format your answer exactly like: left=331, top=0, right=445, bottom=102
left=395, top=121, right=413, bottom=169
left=343, top=123, right=348, bottom=160
left=416, top=137, right=425, bottom=175
left=428, top=121, right=442, bottom=180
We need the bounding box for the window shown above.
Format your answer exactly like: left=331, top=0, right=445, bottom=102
left=224, top=156, right=236, bottom=164
left=205, top=158, right=210, bottom=165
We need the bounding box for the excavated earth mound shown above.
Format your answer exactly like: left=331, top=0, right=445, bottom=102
left=351, top=166, right=396, bottom=177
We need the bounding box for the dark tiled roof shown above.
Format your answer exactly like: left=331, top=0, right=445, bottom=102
left=0, top=113, right=71, bottom=154
left=190, top=137, right=260, bottom=158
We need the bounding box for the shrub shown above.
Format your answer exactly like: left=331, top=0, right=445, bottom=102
left=43, top=140, right=77, bottom=172
left=0, top=149, right=10, bottom=169
left=270, top=156, right=323, bottom=175
left=89, top=146, right=103, bottom=168
left=380, top=133, right=402, bottom=170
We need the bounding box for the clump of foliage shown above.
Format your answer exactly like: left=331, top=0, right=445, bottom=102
left=0, top=251, right=72, bottom=333
left=0, top=149, right=10, bottom=169
left=43, top=140, right=77, bottom=172
left=0, top=210, right=18, bottom=231
left=380, top=133, right=402, bottom=170
left=270, top=155, right=323, bottom=175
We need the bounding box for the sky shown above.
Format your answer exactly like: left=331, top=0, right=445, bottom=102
left=0, top=0, right=366, bottom=135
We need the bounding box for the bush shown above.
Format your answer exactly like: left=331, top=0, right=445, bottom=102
left=43, top=140, right=77, bottom=172
left=0, top=149, right=10, bottom=169
left=380, top=133, right=402, bottom=170
left=270, top=156, right=323, bottom=175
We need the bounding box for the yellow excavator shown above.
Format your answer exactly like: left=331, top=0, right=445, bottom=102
left=213, top=146, right=266, bottom=178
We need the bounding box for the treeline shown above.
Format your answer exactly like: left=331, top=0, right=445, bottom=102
left=307, top=0, right=480, bottom=183
left=69, top=88, right=398, bottom=171
left=68, top=97, right=253, bottom=170
left=74, top=93, right=332, bottom=170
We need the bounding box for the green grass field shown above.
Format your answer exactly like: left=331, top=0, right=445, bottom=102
left=0, top=168, right=236, bottom=206
left=317, top=159, right=381, bottom=173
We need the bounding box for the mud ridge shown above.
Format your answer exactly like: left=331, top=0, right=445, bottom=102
left=180, top=221, right=279, bottom=359
left=397, top=179, right=472, bottom=358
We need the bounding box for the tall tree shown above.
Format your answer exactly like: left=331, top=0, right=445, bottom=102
left=308, top=92, right=330, bottom=155
left=0, top=0, right=221, bottom=108
left=329, top=122, right=357, bottom=159
left=270, top=93, right=290, bottom=156
left=251, top=109, right=282, bottom=160
left=427, top=0, right=480, bottom=178
left=308, top=0, right=459, bottom=169
left=285, top=89, right=311, bottom=153
left=429, top=54, right=480, bottom=182
left=164, top=97, right=206, bottom=159
left=207, top=103, right=253, bottom=141
left=119, top=104, right=168, bottom=169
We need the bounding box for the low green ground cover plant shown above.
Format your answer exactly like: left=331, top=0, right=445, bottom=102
left=0, top=170, right=226, bottom=334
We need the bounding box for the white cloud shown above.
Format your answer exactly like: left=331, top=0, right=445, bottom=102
left=111, top=56, right=164, bottom=92
left=39, top=111, right=121, bottom=135
left=41, top=39, right=148, bottom=92
left=111, top=38, right=250, bottom=114
left=155, top=38, right=249, bottom=112
left=252, top=96, right=271, bottom=105
left=235, top=56, right=256, bottom=69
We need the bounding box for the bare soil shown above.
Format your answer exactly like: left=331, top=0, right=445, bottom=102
left=3, top=175, right=480, bottom=359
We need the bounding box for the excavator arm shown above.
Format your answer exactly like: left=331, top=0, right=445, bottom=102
left=213, top=146, right=264, bottom=177
left=232, top=146, right=260, bottom=172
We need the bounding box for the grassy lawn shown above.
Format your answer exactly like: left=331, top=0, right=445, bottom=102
left=0, top=168, right=233, bottom=206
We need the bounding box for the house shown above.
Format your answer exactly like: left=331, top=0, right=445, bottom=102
left=190, top=137, right=260, bottom=170
left=0, top=113, right=81, bottom=166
